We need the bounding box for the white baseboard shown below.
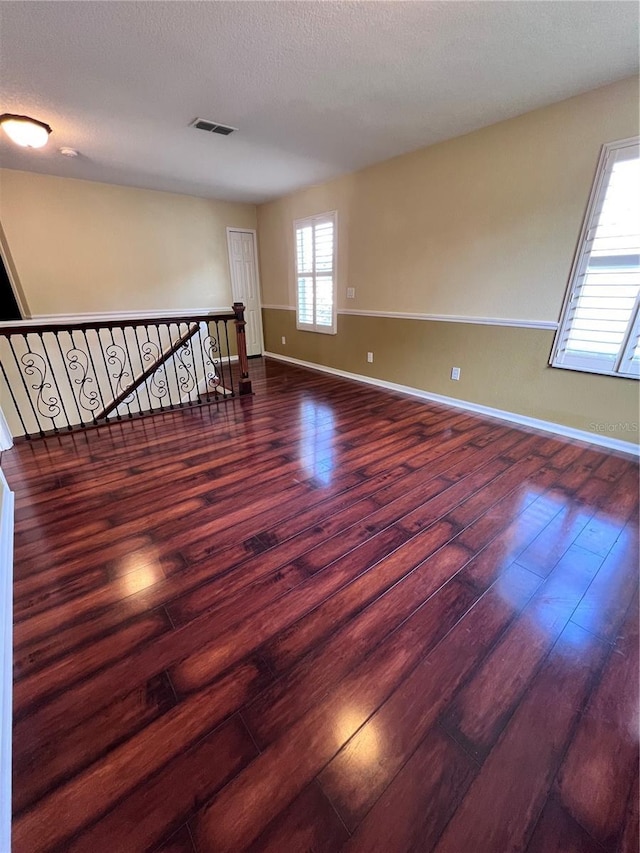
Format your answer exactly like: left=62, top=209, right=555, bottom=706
left=263, top=351, right=639, bottom=457
left=0, top=470, right=14, bottom=853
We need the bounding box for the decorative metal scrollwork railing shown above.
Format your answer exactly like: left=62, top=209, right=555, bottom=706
left=0, top=303, right=252, bottom=440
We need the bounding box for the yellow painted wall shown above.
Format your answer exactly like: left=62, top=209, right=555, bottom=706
left=258, top=76, right=639, bottom=322
left=258, top=77, right=640, bottom=447
left=0, top=170, right=257, bottom=315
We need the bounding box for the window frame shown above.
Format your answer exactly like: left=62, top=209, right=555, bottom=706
left=294, top=210, right=338, bottom=335
left=550, top=136, right=640, bottom=380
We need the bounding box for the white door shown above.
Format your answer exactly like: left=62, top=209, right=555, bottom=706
left=227, top=229, right=263, bottom=357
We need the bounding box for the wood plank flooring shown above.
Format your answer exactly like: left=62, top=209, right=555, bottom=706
left=3, top=357, right=638, bottom=853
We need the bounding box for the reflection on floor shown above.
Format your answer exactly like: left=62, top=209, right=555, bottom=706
left=4, top=356, right=639, bottom=853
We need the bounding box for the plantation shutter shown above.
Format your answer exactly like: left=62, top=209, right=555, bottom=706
left=295, top=213, right=336, bottom=333
left=552, top=138, right=640, bottom=377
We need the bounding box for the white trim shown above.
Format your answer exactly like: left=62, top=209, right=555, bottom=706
left=261, top=304, right=558, bottom=331
left=0, top=223, right=30, bottom=319
left=263, top=351, right=639, bottom=457
left=0, top=307, right=231, bottom=328
left=0, top=469, right=14, bottom=853
left=226, top=227, right=265, bottom=355
left=550, top=360, right=640, bottom=380
left=0, top=409, right=12, bottom=451
left=338, top=309, right=558, bottom=330
left=618, top=304, right=640, bottom=378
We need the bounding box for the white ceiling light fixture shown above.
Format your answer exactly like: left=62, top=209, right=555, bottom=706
left=0, top=113, right=52, bottom=148
left=59, top=147, right=78, bottom=157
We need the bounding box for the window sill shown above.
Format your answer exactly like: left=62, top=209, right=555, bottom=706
left=549, top=361, right=639, bottom=380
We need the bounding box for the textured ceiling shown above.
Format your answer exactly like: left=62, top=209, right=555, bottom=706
left=0, top=1, right=638, bottom=203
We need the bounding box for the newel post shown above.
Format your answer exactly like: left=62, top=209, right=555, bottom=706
left=232, top=302, right=253, bottom=396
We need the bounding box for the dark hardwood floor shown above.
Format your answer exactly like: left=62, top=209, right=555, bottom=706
left=3, top=357, right=638, bottom=852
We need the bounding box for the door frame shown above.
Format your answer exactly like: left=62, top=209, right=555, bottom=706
left=226, top=227, right=264, bottom=356
left=0, top=407, right=12, bottom=451
left=0, top=224, right=29, bottom=320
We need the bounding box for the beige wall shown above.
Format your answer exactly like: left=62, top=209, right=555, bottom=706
left=259, top=76, right=638, bottom=322
left=0, top=170, right=256, bottom=315
left=264, top=309, right=640, bottom=443
left=258, top=77, right=640, bottom=447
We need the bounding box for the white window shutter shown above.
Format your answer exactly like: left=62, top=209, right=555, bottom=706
left=618, top=301, right=640, bottom=378
left=552, top=138, right=640, bottom=379
left=294, top=212, right=337, bottom=334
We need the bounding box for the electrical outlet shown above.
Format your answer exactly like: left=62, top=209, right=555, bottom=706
left=347, top=287, right=356, bottom=299
left=451, top=366, right=461, bottom=381
left=367, top=352, right=374, bottom=363
left=281, top=336, right=286, bottom=345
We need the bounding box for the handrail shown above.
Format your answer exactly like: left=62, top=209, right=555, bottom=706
left=94, top=321, right=200, bottom=421
left=0, top=311, right=237, bottom=336
left=0, top=305, right=252, bottom=440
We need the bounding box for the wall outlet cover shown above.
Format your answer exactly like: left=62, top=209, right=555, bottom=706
left=346, top=287, right=355, bottom=299
left=281, top=336, right=286, bottom=345
left=451, top=367, right=461, bottom=380
left=367, top=352, right=374, bottom=363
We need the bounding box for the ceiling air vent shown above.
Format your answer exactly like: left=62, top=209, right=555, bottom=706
left=190, top=118, right=236, bottom=136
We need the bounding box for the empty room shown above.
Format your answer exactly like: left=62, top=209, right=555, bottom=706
left=0, top=1, right=638, bottom=851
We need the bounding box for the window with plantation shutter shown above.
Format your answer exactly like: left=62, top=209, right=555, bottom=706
left=551, top=137, right=640, bottom=379
left=294, top=212, right=337, bottom=334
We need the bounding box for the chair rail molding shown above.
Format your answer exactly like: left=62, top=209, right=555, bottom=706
left=260, top=305, right=559, bottom=330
